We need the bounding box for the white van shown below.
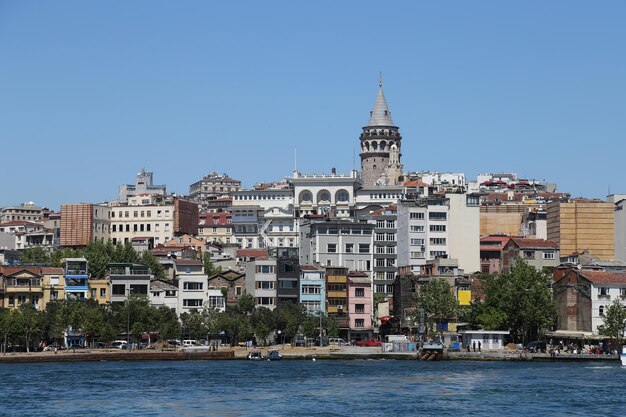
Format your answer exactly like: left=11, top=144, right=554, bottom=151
left=183, top=339, right=198, bottom=347
left=328, top=338, right=349, bottom=346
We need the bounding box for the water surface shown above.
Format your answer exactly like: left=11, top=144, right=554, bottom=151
left=0, top=359, right=623, bottom=416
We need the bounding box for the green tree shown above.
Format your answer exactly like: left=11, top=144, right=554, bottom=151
left=413, top=278, right=458, bottom=339
left=0, top=309, right=17, bottom=354
left=19, top=247, right=51, bottom=264
left=15, top=303, right=42, bottom=353
left=203, top=253, right=222, bottom=277
left=141, top=251, right=165, bottom=280
left=155, top=306, right=180, bottom=344
left=597, top=299, right=626, bottom=345
left=273, top=302, right=307, bottom=343
left=325, top=316, right=339, bottom=338
left=475, top=258, right=556, bottom=343
left=250, top=307, right=274, bottom=345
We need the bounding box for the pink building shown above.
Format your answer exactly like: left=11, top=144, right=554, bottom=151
left=347, top=272, right=373, bottom=342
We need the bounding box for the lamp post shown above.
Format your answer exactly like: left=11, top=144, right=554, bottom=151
left=126, top=288, right=131, bottom=351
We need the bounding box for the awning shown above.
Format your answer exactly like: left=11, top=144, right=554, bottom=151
left=378, top=316, right=392, bottom=325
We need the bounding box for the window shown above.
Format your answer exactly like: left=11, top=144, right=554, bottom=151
left=386, top=259, right=395, bottom=267
left=327, top=243, right=337, bottom=253
left=183, top=299, right=203, bottom=307
left=236, top=286, right=243, bottom=296
left=375, top=284, right=385, bottom=293
left=112, top=284, right=126, bottom=295
left=130, top=284, right=148, bottom=295
left=256, top=281, right=275, bottom=289
left=376, top=259, right=385, bottom=267
left=411, top=238, right=424, bottom=245
left=279, top=280, right=297, bottom=289
left=184, top=282, right=204, bottom=290
left=256, top=265, right=275, bottom=274
left=302, top=285, right=321, bottom=294
left=386, top=233, right=395, bottom=241
left=355, top=288, right=365, bottom=297
left=359, top=244, right=370, bottom=253
left=543, top=251, right=555, bottom=259
left=599, top=305, right=605, bottom=317
left=410, top=212, right=424, bottom=219
left=430, top=225, right=446, bottom=232
left=386, top=271, right=395, bottom=280
left=255, top=297, right=275, bottom=306
left=523, top=250, right=534, bottom=259
left=355, top=319, right=365, bottom=328
left=376, top=220, right=385, bottom=228
left=386, top=246, right=395, bottom=254
left=430, top=238, right=446, bottom=245
left=386, top=220, right=395, bottom=228
left=430, top=251, right=447, bottom=258
left=376, top=233, right=385, bottom=241
left=345, top=243, right=354, bottom=253
left=355, top=304, right=365, bottom=313
left=375, top=246, right=385, bottom=254
left=410, top=251, right=424, bottom=259
left=410, top=225, right=424, bottom=232
left=598, top=287, right=610, bottom=300
left=429, top=212, right=447, bottom=221
left=328, top=283, right=346, bottom=292
left=112, top=224, right=116, bottom=232
left=100, top=288, right=106, bottom=297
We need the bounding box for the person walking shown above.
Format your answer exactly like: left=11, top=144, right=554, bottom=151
left=478, top=341, right=482, bottom=352
left=472, top=341, right=476, bottom=352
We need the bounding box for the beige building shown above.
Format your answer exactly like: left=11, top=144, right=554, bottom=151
left=547, top=199, right=614, bottom=260
left=109, top=195, right=198, bottom=247
left=60, top=203, right=111, bottom=247
left=480, top=205, right=525, bottom=237
left=88, top=278, right=109, bottom=304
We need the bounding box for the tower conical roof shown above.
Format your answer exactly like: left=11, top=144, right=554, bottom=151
left=367, top=79, right=395, bottom=127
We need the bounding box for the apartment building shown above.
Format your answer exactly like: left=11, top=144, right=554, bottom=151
left=188, top=172, right=241, bottom=208
left=397, top=198, right=450, bottom=274
left=198, top=212, right=232, bottom=244
left=118, top=169, right=166, bottom=202
left=608, top=194, right=626, bottom=262
left=299, top=265, right=326, bottom=316
left=547, top=199, right=614, bottom=260
left=60, top=203, right=110, bottom=247
left=107, top=263, right=152, bottom=305
left=0, top=202, right=45, bottom=223
left=246, top=257, right=278, bottom=310
left=109, top=195, right=198, bottom=247
left=501, top=238, right=560, bottom=272
left=347, top=272, right=373, bottom=342
left=325, top=267, right=350, bottom=337
left=299, top=220, right=374, bottom=275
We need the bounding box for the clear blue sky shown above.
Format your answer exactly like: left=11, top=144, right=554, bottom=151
left=1, top=1, right=625, bottom=210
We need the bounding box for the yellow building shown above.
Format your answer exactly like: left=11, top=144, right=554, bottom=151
left=547, top=200, right=614, bottom=260
left=326, top=267, right=348, bottom=315
left=88, top=278, right=110, bottom=304
left=1, top=267, right=44, bottom=310
left=41, top=267, right=65, bottom=307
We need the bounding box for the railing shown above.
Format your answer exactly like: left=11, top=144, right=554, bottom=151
left=5, top=279, right=41, bottom=287
left=66, top=269, right=87, bottom=275
left=598, top=294, right=611, bottom=300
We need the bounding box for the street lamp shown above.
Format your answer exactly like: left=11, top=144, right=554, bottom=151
left=126, top=288, right=131, bottom=351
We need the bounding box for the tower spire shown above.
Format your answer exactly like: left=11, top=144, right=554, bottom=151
left=367, top=76, right=395, bottom=127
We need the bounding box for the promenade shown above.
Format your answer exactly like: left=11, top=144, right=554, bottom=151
left=0, top=345, right=619, bottom=363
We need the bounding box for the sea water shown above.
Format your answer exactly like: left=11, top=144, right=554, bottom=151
left=0, top=360, right=624, bottom=416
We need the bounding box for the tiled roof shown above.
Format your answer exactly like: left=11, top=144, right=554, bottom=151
left=403, top=180, right=428, bottom=187
left=579, top=270, right=626, bottom=285
left=174, top=259, right=202, bottom=266
left=301, top=265, right=322, bottom=271
left=0, top=266, right=42, bottom=276
left=509, top=238, right=558, bottom=249
left=41, top=267, right=64, bottom=274
left=236, top=249, right=268, bottom=258
left=150, top=280, right=178, bottom=291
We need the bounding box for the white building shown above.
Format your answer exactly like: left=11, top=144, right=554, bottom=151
left=446, top=193, right=480, bottom=274
left=246, top=257, right=278, bottom=310
left=299, top=220, right=374, bottom=276
left=397, top=198, right=450, bottom=274
left=118, top=169, right=166, bottom=202
left=292, top=170, right=360, bottom=218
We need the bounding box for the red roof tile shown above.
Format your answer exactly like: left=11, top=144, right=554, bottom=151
left=509, top=238, right=558, bottom=249
left=579, top=270, right=626, bottom=285
left=236, top=249, right=269, bottom=258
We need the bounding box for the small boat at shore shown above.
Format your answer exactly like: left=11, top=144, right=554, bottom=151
left=267, top=350, right=282, bottom=361
left=621, top=346, right=626, bottom=366
left=248, top=351, right=264, bottom=361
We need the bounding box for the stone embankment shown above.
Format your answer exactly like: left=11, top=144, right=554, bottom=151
left=0, top=346, right=619, bottom=363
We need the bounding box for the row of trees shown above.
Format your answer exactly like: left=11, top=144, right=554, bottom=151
left=0, top=293, right=338, bottom=353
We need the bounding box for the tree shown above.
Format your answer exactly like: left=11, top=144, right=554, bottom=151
left=273, top=303, right=306, bottom=343
left=19, top=247, right=51, bottom=264
left=155, top=306, right=180, bottom=344
left=141, top=251, right=165, bottom=280
left=203, top=253, right=222, bottom=277
left=325, top=316, right=339, bottom=338
left=250, top=307, right=274, bottom=345
left=413, top=278, right=457, bottom=339
left=472, top=258, right=556, bottom=343
left=0, top=308, right=17, bottom=354
left=597, top=299, right=626, bottom=345
left=15, top=303, right=42, bottom=353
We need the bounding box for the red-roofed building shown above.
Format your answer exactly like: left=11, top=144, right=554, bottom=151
left=502, top=237, right=559, bottom=272
left=479, top=235, right=511, bottom=274
left=553, top=267, right=626, bottom=336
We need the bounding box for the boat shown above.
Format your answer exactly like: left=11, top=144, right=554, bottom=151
left=247, top=350, right=264, bottom=361
left=267, top=350, right=282, bottom=361
left=621, top=346, right=626, bottom=366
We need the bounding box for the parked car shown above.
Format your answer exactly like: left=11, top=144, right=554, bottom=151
left=328, top=338, right=350, bottom=346
left=111, top=340, right=128, bottom=350
left=293, top=334, right=306, bottom=347
left=356, top=338, right=382, bottom=347
left=525, top=341, right=547, bottom=353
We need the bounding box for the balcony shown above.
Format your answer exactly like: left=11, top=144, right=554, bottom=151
left=598, top=294, right=611, bottom=301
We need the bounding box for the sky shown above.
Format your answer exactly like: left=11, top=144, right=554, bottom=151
left=1, top=1, right=625, bottom=210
